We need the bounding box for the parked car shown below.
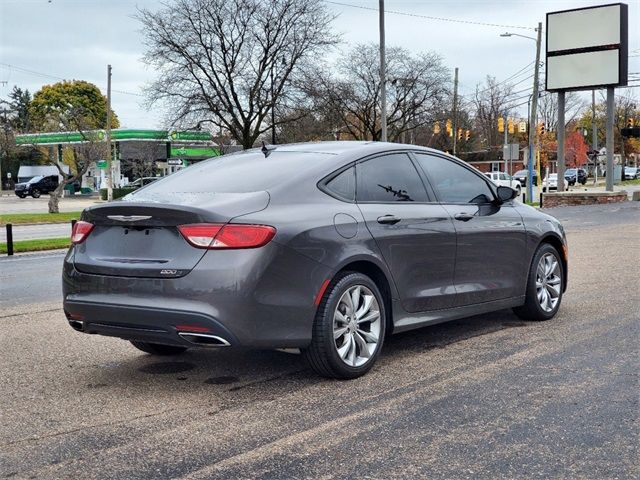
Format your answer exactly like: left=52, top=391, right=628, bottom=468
left=542, top=173, right=568, bottom=192
left=126, top=177, right=160, bottom=189
left=63, top=142, right=568, bottom=379
left=623, top=166, right=639, bottom=180
left=513, top=169, right=539, bottom=187
left=564, top=168, right=588, bottom=186
left=483, top=171, right=522, bottom=195
left=14, top=175, right=59, bottom=198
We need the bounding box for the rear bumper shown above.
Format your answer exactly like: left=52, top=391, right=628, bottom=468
left=62, top=243, right=332, bottom=349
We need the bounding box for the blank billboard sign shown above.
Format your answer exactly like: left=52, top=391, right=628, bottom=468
left=546, top=3, right=628, bottom=91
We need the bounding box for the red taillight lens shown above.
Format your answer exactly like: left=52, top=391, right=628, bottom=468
left=177, top=223, right=276, bottom=249
left=71, top=221, right=94, bottom=244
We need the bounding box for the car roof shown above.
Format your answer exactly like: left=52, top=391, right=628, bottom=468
left=245, top=141, right=446, bottom=157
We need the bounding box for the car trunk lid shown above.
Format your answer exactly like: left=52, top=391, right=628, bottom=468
left=73, top=191, right=269, bottom=278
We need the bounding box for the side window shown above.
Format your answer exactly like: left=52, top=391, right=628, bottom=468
left=414, top=153, right=495, bottom=204
left=324, top=166, right=355, bottom=201
left=499, top=173, right=508, bottom=181
left=356, top=153, right=429, bottom=203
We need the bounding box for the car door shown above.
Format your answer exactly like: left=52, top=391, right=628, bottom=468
left=412, top=152, right=527, bottom=306
left=355, top=152, right=457, bottom=312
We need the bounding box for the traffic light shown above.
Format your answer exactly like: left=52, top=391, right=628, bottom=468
left=508, top=118, right=514, bottom=134
left=446, top=119, right=453, bottom=137
left=518, top=120, right=527, bottom=133
left=537, top=122, right=546, bottom=136
left=465, top=129, right=471, bottom=141
left=457, top=128, right=463, bottom=140
left=497, top=117, right=505, bottom=133
left=628, top=118, right=635, bottom=128
left=433, top=122, right=441, bottom=134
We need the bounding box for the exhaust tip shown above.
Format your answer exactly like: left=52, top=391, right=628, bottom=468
left=178, top=332, right=230, bottom=347
left=68, top=319, right=85, bottom=332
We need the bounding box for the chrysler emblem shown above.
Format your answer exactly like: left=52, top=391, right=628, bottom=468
left=107, top=215, right=152, bottom=222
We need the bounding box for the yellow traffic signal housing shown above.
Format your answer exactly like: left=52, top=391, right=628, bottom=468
left=465, top=129, right=471, bottom=141
left=628, top=118, right=635, bottom=128
left=497, top=117, right=505, bottom=133
left=537, top=122, right=546, bottom=136
left=433, top=122, right=441, bottom=134
left=508, top=118, right=514, bottom=134
left=446, top=119, right=453, bottom=136
left=457, top=128, right=463, bottom=140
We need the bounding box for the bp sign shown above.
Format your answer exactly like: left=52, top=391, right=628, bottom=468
left=97, top=160, right=108, bottom=169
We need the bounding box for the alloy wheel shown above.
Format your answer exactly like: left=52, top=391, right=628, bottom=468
left=535, top=253, right=562, bottom=313
left=333, top=285, right=381, bottom=367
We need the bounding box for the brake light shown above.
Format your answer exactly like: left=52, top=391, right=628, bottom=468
left=71, top=221, right=94, bottom=244
left=177, top=223, right=276, bottom=249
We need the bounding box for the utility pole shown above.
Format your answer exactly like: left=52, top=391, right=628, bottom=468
left=452, top=67, right=459, bottom=155
left=527, top=22, right=542, bottom=199
left=379, top=0, right=387, bottom=142
left=105, top=64, right=113, bottom=202
left=504, top=110, right=509, bottom=176
left=592, top=90, right=598, bottom=184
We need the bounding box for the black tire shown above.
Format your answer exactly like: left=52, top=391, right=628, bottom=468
left=303, top=271, right=386, bottom=379
left=130, top=340, right=188, bottom=355
left=513, top=243, right=564, bottom=321
left=31, top=189, right=41, bottom=198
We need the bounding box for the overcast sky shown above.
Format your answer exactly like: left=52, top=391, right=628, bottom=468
left=1, top=0, right=638, bottom=130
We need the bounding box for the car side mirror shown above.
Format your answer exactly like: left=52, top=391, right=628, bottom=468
left=496, top=185, right=517, bottom=203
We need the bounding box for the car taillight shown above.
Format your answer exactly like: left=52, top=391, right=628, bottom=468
left=177, top=223, right=276, bottom=249
left=71, top=221, right=94, bottom=244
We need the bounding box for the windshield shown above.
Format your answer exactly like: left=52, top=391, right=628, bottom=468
left=27, top=176, right=44, bottom=184
left=565, top=169, right=576, bottom=174
left=515, top=170, right=527, bottom=175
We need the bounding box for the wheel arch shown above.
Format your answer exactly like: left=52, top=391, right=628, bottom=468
left=332, top=259, right=396, bottom=335
left=538, top=233, right=568, bottom=292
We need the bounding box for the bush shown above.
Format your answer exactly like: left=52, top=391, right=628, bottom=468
left=99, top=187, right=135, bottom=201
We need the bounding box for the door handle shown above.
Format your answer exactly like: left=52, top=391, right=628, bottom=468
left=377, top=215, right=401, bottom=225
left=454, top=212, right=475, bottom=222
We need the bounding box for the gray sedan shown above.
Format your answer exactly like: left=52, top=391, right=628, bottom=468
left=63, top=142, right=568, bottom=379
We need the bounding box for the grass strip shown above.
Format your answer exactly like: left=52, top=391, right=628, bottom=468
left=621, top=179, right=640, bottom=186
left=0, top=212, right=81, bottom=225
left=0, top=237, right=70, bottom=254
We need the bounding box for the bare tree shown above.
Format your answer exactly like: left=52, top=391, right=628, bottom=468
left=537, top=92, right=584, bottom=131
left=305, top=44, right=450, bottom=142
left=137, top=0, right=339, bottom=149
left=472, top=76, right=514, bottom=156
left=31, top=108, right=108, bottom=213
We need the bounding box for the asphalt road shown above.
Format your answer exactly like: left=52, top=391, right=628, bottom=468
left=1, top=203, right=638, bottom=479
left=0, top=194, right=101, bottom=214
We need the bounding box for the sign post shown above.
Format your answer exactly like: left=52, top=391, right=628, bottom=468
left=545, top=3, right=628, bottom=193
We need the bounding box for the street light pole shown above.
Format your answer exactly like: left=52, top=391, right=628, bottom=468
left=501, top=23, right=542, bottom=201
left=379, top=0, right=387, bottom=142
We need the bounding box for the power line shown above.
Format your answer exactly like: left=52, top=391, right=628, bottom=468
left=0, top=62, right=144, bottom=97
left=323, top=1, right=535, bottom=30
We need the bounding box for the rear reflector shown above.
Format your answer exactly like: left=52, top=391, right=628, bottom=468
left=175, top=324, right=212, bottom=333
left=71, top=221, right=94, bottom=244
left=178, top=223, right=275, bottom=249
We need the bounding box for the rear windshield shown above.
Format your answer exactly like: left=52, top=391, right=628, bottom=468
left=129, top=150, right=332, bottom=195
